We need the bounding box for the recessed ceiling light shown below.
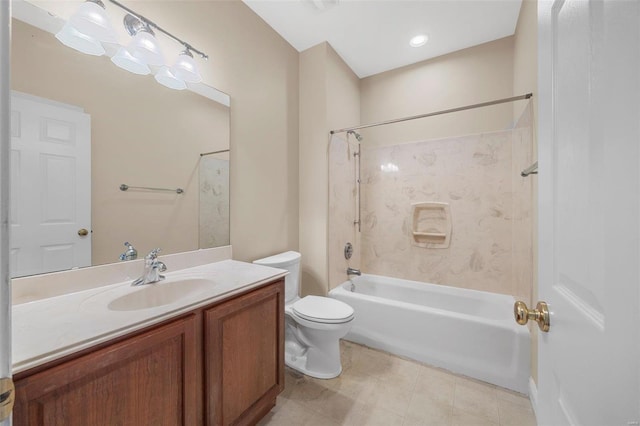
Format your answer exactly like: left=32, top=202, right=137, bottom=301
left=409, top=34, right=428, bottom=48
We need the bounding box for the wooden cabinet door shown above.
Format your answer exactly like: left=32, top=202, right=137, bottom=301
left=13, top=314, right=200, bottom=426
left=205, top=280, right=284, bottom=426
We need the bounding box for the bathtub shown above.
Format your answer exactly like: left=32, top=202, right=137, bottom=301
left=329, top=274, right=530, bottom=393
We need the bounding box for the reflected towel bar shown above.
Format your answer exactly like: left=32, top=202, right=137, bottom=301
left=120, top=184, right=184, bottom=194
left=200, top=149, right=230, bottom=157
left=521, top=161, right=538, bottom=177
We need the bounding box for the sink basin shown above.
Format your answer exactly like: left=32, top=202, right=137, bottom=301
left=107, top=278, right=215, bottom=311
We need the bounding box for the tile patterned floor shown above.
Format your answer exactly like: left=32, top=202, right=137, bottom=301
left=259, top=341, right=537, bottom=426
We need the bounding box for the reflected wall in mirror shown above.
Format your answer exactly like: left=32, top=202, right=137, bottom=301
left=10, top=4, right=230, bottom=278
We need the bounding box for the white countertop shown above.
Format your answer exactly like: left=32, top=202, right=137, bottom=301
left=12, top=260, right=287, bottom=374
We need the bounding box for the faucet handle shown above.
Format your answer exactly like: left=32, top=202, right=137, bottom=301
left=119, top=242, right=138, bottom=261
left=146, top=248, right=162, bottom=259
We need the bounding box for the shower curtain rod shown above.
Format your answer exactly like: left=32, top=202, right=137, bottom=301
left=329, top=93, right=533, bottom=135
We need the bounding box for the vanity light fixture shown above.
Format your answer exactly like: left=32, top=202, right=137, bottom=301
left=54, top=0, right=116, bottom=55
left=107, top=0, right=208, bottom=90
left=171, top=50, right=203, bottom=83
left=111, top=46, right=151, bottom=75
left=122, top=14, right=164, bottom=67
left=55, top=23, right=106, bottom=56
left=66, top=0, right=118, bottom=44
left=154, top=66, right=187, bottom=90
left=54, top=0, right=208, bottom=90
left=409, top=34, right=428, bottom=48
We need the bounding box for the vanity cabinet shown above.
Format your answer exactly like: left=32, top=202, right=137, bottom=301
left=205, top=281, right=284, bottom=425
left=13, top=279, right=285, bottom=426
left=13, top=314, right=200, bottom=425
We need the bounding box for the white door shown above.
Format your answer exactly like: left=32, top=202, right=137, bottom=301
left=537, top=0, right=640, bottom=425
left=10, top=92, right=91, bottom=277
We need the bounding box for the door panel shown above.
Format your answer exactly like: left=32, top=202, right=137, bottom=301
left=538, top=0, right=640, bottom=424
left=10, top=92, right=91, bottom=277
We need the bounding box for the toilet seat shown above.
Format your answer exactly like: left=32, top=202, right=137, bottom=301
left=292, top=296, right=354, bottom=324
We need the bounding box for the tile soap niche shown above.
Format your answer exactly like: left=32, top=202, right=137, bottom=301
left=411, top=202, right=452, bottom=248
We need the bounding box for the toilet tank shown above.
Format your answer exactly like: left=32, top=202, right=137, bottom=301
left=253, top=251, right=301, bottom=303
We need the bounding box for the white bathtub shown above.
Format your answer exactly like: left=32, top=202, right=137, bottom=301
left=329, top=274, right=530, bottom=393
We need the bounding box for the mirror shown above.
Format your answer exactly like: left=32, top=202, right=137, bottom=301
left=9, top=1, right=231, bottom=278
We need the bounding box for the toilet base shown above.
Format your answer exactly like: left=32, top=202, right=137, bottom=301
left=285, top=351, right=342, bottom=379
left=284, top=318, right=348, bottom=380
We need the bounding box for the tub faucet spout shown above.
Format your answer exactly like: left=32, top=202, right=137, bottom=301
left=347, top=267, right=361, bottom=276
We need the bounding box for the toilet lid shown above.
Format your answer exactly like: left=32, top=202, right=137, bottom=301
left=292, top=296, right=354, bottom=323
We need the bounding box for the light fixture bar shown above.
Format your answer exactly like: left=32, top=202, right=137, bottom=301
left=107, top=0, right=208, bottom=60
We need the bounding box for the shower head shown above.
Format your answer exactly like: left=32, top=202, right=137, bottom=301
left=347, top=130, right=363, bottom=142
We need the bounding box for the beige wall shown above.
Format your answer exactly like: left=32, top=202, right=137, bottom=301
left=360, top=37, right=516, bottom=147
left=24, top=1, right=301, bottom=264
left=514, top=0, right=539, bottom=123
left=157, top=1, right=301, bottom=263
left=11, top=19, right=228, bottom=266
left=513, top=0, right=539, bottom=385
left=326, top=46, right=361, bottom=291
left=299, top=44, right=329, bottom=296
left=299, top=43, right=360, bottom=296
left=326, top=46, right=361, bottom=133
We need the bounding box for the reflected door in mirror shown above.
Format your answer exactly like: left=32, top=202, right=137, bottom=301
left=10, top=92, right=91, bottom=277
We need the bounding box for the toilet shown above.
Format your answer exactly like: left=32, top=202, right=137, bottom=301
left=253, top=251, right=354, bottom=379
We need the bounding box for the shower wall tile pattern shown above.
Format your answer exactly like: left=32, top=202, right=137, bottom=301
left=359, top=131, right=514, bottom=295
left=328, top=104, right=534, bottom=301
left=199, top=157, right=230, bottom=248
left=511, top=104, right=534, bottom=304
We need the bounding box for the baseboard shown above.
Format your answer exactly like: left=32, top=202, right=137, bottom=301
left=529, top=376, right=539, bottom=424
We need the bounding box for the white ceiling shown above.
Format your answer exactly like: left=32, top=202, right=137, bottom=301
left=242, top=0, right=523, bottom=78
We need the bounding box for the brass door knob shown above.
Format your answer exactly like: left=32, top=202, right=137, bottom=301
left=78, top=228, right=89, bottom=236
left=514, top=300, right=550, bottom=332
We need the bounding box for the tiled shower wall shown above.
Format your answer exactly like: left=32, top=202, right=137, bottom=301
left=328, top=134, right=361, bottom=290
left=510, top=104, right=534, bottom=304
left=328, top=104, right=533, bottom=301
left=199, top=156, right=230, bottom=248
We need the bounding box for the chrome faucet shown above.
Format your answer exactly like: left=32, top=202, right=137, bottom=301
left=119, top=242, right=138, bottom=261
left=132, top=248, right=167, bottom=286
left=347, top=267, right=361, bottom=276
left=346, top=267, right=361, bottom=292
